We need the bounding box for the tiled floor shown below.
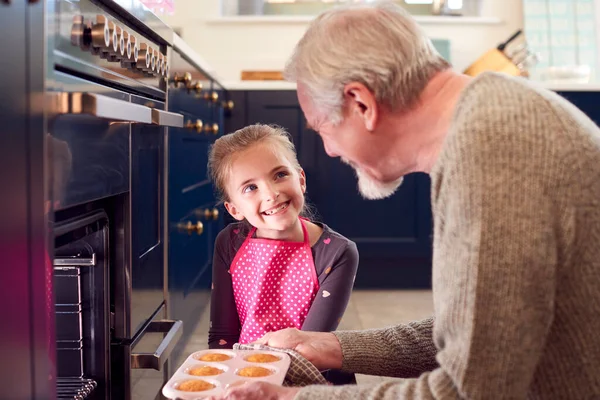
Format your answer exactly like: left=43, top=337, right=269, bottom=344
left=176, top=290, right=434, bottom=385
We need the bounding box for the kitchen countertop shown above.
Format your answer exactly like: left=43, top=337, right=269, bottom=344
left=169, top=37, right=600, bottom=93
left=220, top=80, right=600, bottom=92
left=172, top=33, right=226, bottom=87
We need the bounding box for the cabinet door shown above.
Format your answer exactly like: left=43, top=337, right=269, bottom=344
left=556, top=91, right=600, bottom=126
left=168, top=131, right=214, bottom=301
left=226, top=90, right=433, bottom=288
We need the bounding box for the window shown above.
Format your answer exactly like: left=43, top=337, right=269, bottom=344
left=221, top=0, right=482, bottom=17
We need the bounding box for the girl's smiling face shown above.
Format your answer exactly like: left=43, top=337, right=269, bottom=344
left=224, top=143, right=306, bottom=240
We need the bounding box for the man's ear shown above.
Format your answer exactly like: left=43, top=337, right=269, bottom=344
left=224, top=201, right=245, bottom=221
left=298, top=168, right=307, bottom=193
left=343, top=82, right=378, bottom=132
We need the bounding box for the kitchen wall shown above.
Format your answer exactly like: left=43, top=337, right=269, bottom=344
left=161, top=0, right=523, bottom=83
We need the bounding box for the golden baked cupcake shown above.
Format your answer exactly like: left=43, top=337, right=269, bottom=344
left=188, top=366, right=225, bottom=376
left=177, top=379, right=215, bottom=392
left=236, top=366, right=273, bottom=378
left=244, top=353, right=280, bottom=363
left=196, top=353, right=232, bottom=362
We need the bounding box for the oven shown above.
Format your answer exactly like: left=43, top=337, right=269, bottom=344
left=46, top=0, right=184, bottom=398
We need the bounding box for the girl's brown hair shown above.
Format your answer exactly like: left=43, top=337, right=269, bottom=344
left=208, top=124, right=302, bottom=203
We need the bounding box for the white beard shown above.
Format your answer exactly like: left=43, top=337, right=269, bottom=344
left=343, top=159, right=404, bottom=200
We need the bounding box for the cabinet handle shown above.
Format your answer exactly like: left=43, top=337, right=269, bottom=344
left=151, top=109, right=183, bottom=127
left=204, top=91, right=219, bottom=103
left=195, top=208, right=219, bottom=220
left=177, top=221, right=203, bottom=235
left=171, top=72, right=192, bottom=88
left=51, top=92, right=152, bottom=124
left=189, top=82, right=203, bottom=94
left=205, top=123, right=219, bottom=135
left=222, top=100, right=234, bottom=111
left=185, top=119, right=203, bottom=133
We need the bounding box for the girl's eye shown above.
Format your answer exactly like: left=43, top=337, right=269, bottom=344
left=242, top=184, right=257, bottom=194
left=275, top=171, right=289, bottom=179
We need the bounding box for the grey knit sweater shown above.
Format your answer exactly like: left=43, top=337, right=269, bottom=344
left=295, top=72, right=600, bottom=399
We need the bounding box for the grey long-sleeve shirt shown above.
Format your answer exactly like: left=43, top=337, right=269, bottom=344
left=295, top=72, right=600, bottom=399
left=208, top=221, right=359, bottom=349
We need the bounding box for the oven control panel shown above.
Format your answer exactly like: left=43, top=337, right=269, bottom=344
left=70, top=14, right=167, bottom=78
left=52, top=0, right=169, bottom=98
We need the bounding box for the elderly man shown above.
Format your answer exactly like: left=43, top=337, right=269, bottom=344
left=212, top=1, right=600, bottom=399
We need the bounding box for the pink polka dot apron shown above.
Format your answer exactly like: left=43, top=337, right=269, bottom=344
left=231, top=218, right=319, bottom=344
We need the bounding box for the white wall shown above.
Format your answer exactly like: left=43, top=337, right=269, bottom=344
left=161, top=0, right=524, bottom=83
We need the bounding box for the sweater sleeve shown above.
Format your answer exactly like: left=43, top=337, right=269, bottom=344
left=332, top=317, right=438, bottom=378
left=295, top=91, right=559, bottom=400
left=301, top=241, right=359, bottom=332
left=208, top=226, right=241, bottom=349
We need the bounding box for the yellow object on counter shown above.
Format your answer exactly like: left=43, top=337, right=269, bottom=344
left=463, top=49, right=522, bottom=77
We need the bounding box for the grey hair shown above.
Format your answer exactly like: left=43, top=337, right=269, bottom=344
left=284, top=1, right=450, bottom=124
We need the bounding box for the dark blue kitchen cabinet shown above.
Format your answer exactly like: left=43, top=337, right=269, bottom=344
left=555, top=91, right=600, bottom=126
left=167, top=49, right=230, bottom=363
left=225, top=90, right=433, bottom=289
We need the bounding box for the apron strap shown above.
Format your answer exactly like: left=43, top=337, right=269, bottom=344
left=246, top=225, right=257, bottom=240
left=299, top=217, right=310, bottom=245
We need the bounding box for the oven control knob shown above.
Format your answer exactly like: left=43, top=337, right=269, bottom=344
left=130, top=35, right=139, bottom=63
left=172, top=72, right=192, bottom=88
left=149, top=48, right=157, bottom=73
left=120, top=31, right=132, bottom=65
left=204, top=91, right=219, bottom=103
left=177, top=221, right=204, bottom=236
left=118, top=27, right=127, bottom=57
left=155, top=53, right=163, bottom=75
left=91, top=15, right=111, bottom=50
left=160, top=55, right=167, bottom=77
left=185, top=119, right=204, bottom=133
left=71, top=15, right=91, bottom=50
left=136, top=43, right=152, bottom=72
left=109, top=24, right=120, bottom=58
left=204, top=123, right=219, bottom=135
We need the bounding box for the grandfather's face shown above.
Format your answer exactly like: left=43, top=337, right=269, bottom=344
left=297, top=83, right=403, bottom=200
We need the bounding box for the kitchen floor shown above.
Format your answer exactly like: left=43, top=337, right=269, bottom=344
left=175, top=290, right=434, bottom=385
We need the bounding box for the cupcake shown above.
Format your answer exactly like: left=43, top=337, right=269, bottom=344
left=236, top=366, right=273, bottom=378
left=197, top=353, right=232, bottom=362
left=177, top=379, right=215, bottom=392
left=188, top=366, right=225, bottom=376
left=244, top=353, right=281, bottom=363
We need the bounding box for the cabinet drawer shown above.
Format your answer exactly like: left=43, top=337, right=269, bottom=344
left=169, top=90, right=213, bottom=121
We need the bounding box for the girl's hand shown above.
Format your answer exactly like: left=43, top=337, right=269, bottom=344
left=254, top=328, right=343, bottom=371
left=206, top=381, right=300, bottom=400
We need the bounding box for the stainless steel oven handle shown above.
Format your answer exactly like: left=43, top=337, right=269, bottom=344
left=53, top=92, right=152, bottom=124
left=151, top=108, right=184, bottom=128
left=53, top=254, right=96, bottom=267
left=131, top=320, right=183, bottom=371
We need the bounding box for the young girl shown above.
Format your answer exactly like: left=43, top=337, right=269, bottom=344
left=207, top=123, right=359, bottom=350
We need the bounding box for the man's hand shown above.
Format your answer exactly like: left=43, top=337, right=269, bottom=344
left=206, top=381, right=300, bottom=400
left=254, top=328, right=343, bottom=371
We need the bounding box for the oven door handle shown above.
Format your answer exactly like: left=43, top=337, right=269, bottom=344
left=131, top=320, right=183, bottom=371
left=151, top=108, right=184, bottom=128
left=52, top=92, right=152, bottom=124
